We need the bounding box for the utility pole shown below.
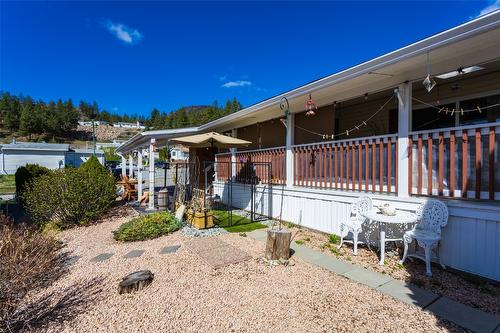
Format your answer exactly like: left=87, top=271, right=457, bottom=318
left=92, top=121, right=96, bottom=155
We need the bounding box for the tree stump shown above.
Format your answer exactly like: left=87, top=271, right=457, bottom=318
left=265, top=229, right=292, bottom=260
left=118, top=270, right=154, bottom=294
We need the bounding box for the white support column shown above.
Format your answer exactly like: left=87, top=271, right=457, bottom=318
left=128, top=154, right=133, bottom=178
left=231, top=128, right=237, bottom=180
left=286, top=113, right=295, bottom=188
left=148, top=138, right=156, bottom=210
left=137, top=149, right=143, bottom=202
left=120, top=154, right=126, bottom=177
left=397, top=82, right=412, bottom=198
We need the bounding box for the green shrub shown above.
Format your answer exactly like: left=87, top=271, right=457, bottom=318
left=14, top=164, right=51, bottom=200
left=80, top=155, right=108, bottom=174
left=113, top=212, right=181, bottom=242
left=103, top=147, right=121, bottom=163
left=23, top=158, right=116, bottom=229
left=329, top=234, right=340, bottom=244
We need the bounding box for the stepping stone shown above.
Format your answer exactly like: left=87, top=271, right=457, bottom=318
left=160, top=245, right=181, bottom=254
left=124, top=250, right=145, bottom=258
left=426, top=297, right=500, bottom=333
left=91, top=253, right=113, bottom=262
left=342, top=267, right=393, bottom=288
left=376, top=279, right=439, bottom=308
left=67, top=255, right=81, bottom=266
left=310, top=253, right=356, bottom=275
left=184, top=238, right=251, bottom=269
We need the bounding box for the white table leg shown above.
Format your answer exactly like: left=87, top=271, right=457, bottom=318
left=379, top=226, right=385, bottom=266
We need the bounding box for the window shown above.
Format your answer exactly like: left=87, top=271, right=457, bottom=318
left=459, top=94, right=500, bottom=126
left=412, top=103, right=455, bottom=131
left=412, top=93, right=500, bottom=131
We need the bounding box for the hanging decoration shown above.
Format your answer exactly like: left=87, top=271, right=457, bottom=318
left=279, top=96, right=290, bottom=128
left=305, top=93, right=317, bottom=116
left=412, top=96, right=500, bottom=116
left=294, top=92, right=396, bottom=140
left=423, top=51, right=437, bottom=93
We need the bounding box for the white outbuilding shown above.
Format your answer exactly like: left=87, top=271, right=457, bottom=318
left=0, top=141, right=105, bottom=174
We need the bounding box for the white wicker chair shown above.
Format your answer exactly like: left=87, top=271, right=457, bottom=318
left=337, top=196, right=372, bottom=255
left=399, top=200, right=448, bottom=276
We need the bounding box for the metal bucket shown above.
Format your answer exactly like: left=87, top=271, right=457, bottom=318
left=158, top=188, right=169, bottom=211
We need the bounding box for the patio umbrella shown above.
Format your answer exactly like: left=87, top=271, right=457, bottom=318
left=169, top=132, right=251, bottom=148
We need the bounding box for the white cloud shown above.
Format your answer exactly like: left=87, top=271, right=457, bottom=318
left=477, top=0, right=500, bottom=16
left=112, top=107, right=119, bottom=112
left=104, top=20, right=143, bottom=44
left=218, top=76, right=227, bottom=81
left=221, top=80, right=252, bottom=88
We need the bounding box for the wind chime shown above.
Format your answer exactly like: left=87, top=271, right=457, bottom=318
left=423, top=51, right=437, bottom=93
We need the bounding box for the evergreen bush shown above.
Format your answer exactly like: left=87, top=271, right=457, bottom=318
left=113, top=212, right=181, bottom=242
left=23, top=156, right=116, bottom=229
left=14, top=164, right=51, bottom=200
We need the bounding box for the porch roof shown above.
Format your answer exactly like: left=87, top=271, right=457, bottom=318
left=117, top=11, right=500, bottom=154
left=115, top=127, right=199, bottom=154
left=199, top=11, right=500, bottom=132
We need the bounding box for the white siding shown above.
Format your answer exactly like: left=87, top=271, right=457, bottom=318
left=1, top=150, right=66, bottom=174
left=214, top=181, right=500, bottom=281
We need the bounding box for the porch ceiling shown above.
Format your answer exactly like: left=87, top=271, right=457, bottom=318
left=201, top=12, right=500, bottom=132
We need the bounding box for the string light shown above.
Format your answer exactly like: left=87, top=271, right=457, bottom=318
left=412, top=96, right=500, bottom=116
left=293, top=92, right=498, bottom=140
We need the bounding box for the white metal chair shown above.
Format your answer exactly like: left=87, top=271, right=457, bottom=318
left=338, top=196, right=372, bottom=255
left=399, top=200, right=448, bottom=276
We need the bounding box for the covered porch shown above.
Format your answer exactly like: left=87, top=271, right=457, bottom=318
left=115, top=12, right=500, bottom=280
left=206, top=14, right=500, bottom=280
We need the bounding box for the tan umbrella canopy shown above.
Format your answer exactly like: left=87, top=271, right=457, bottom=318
left=169, top=132, right=251, bottom=148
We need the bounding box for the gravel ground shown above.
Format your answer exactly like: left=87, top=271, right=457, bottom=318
left=28, top=206, right=466, bottom=332
left=290, top=225, right=500, bottom=316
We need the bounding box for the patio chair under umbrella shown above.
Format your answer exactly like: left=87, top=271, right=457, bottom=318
left=169, top=131, right=251, bottom=148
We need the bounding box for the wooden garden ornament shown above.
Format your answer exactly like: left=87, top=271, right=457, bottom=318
left=118, top=270, right=154, bottom=294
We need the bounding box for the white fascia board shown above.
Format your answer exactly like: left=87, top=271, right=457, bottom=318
left=116, top=127, right=200, bottom=153
left=200, top=11, right=500, bottom=131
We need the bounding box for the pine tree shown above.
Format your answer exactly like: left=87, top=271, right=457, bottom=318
left=19, top=98, right=36, bottom=139
left=0, top=93, right=20, bottom=132
left=45, top=101, right=60, bottom=137
left=60, top=99, right=78, bottom=134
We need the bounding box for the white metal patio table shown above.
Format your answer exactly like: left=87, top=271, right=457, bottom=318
left=361, top=209, right=418, bottom=265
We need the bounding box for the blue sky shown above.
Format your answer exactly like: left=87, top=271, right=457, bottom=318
left=1, top=1, right=498, bottom=117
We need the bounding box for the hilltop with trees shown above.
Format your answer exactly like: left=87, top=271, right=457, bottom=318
left=145, top=98, right=243, bottom=129
left=0, top=92, right=243, bottom=143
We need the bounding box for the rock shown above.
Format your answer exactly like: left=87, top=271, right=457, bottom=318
left=239, top=232, right=247, bottom=237
left=181, top=224, right=228, bottom=238
left=118, top=270, right=154, bottom=294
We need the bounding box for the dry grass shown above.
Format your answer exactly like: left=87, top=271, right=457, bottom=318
left=0, top=218, right=70, bottom=332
